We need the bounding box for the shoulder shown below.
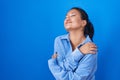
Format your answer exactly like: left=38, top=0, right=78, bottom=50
left=54, top=34, right=68, bottom=41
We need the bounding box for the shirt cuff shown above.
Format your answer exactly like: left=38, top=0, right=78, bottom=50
left=48, top=58, right=57, bottom=65
left=71, top=48, right=84, bottom=62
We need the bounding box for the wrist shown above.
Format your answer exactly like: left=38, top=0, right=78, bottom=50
left=79, top=47, right=84, bottom=54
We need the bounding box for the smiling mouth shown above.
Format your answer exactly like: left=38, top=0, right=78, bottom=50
left=66, top=22, right=72, bottom=24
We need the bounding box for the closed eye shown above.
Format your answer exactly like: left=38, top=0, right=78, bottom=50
left=70, top=12, right=76, bottom=17
left=70, top=14, right=76, bottom=17
left=65, top=13, right=76, bottom=19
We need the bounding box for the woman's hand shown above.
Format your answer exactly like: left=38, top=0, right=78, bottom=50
left=52, top=53, right=58, bottom=59
left=79, top=42, right=97, bottom=54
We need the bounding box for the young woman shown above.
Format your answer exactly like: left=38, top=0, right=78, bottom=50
left=48, top=7, right=98, bottom=80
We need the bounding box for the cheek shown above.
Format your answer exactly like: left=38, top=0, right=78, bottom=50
left=73, top=19, right=82, bottom=27
left=64, top=20, right=68, bottom=29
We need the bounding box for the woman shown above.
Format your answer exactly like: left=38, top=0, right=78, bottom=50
left=48, top=7, right=97, bottom=80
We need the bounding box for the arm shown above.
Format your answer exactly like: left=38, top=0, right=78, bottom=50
left=53, top=37, right=85, bottom=71
left=48, top=53, right=97, bottom=80
left=58, top=48, right=84, bottom=71
left=53, top=37, right=97, bottom=71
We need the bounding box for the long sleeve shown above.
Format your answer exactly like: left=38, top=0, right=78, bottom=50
left=48, top=35, right=97, bottom=80
left=58, top=48, right=84, bottom=71
left=48, top=53, right=97, bottom=80
left=53, top=37, right=84, bottom=71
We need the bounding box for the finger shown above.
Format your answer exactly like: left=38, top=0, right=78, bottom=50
left=89, top=42, right=96, bottom=46
left=90, top=46, right=97, bottom=49
left=52, top=55, right=57, bottom=58
left=88, top=42, right=96, bottom=45
left=90, top=47, right=97, bottom=51
left=89, top=44, right=97, bottom=48
left=52, top=53, right=58, bottom=58
left=89, top=50, right=96, bottom=54
left=54, top=53, right=58, bottom=56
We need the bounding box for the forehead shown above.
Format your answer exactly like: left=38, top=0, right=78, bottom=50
left=67, top=9, right=80, bottom=15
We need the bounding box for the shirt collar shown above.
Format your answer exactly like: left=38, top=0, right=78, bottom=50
left=82, top=35, right=92, bottom=44
left=60, top=33, right=92, bottom=44
left=60, top=33, right=70, bottom=41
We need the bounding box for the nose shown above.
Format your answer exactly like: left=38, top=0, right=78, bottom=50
left=65, top=16, right=70, bottom=21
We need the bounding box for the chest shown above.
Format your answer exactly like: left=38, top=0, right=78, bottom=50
left=57, top=39, right=72, bottom=62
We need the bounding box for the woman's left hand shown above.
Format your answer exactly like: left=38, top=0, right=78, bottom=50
left=79, top=42, right=97, bottom=54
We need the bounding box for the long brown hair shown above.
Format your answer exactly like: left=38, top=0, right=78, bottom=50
left=71, top=7, right=94, bottom=41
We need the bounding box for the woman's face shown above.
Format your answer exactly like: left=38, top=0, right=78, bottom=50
left=64, top=9, right=86, bottom=31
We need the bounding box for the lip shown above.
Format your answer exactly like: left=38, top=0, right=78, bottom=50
left=65, top=21, right=72, bottom=24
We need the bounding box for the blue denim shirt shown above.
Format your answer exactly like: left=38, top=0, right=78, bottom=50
left=48, top=34, right=97, bottom=80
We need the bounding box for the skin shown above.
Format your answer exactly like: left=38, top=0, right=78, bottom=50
left=52, top=9, right=97, bottom=59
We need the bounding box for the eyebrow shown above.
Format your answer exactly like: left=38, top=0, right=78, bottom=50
left=71, top=12, right=76, bottom=14
left=66, top=12, right=77, bottom=16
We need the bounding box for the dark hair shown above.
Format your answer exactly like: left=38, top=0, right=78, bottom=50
left=71, top=7, right=94, bottom=41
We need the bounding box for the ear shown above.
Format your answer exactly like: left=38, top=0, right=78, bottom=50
left=82, top=20, right=87, bottom=27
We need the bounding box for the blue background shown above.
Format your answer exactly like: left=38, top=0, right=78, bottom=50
left=0, top=0, right=120, bottom=80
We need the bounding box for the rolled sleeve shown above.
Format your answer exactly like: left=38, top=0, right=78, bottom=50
left=70, top=48, right=84, bottom=62
left=48, top=58, right=57, bottom=65
left=62, top=48, right=84, bottom=71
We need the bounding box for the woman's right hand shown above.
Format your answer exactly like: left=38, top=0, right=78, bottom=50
left=52, top=53, right=58, bottom=59
left=79, top=42, right=97, bottom=54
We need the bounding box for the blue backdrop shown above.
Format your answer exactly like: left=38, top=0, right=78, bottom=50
left=0, top=0, right=120, bottom=80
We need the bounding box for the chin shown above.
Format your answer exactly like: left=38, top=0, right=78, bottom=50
left=65, top=26, right=70, bottom=30
left=65, top=27, right=73, bottom=32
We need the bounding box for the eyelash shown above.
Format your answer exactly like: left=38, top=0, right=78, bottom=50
left=70, top=14, right=76, bottom=17
left=66, top=14, right=76, bottom=18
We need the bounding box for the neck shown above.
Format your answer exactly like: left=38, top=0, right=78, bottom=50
left=69, top=30, right=86, bottom=50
